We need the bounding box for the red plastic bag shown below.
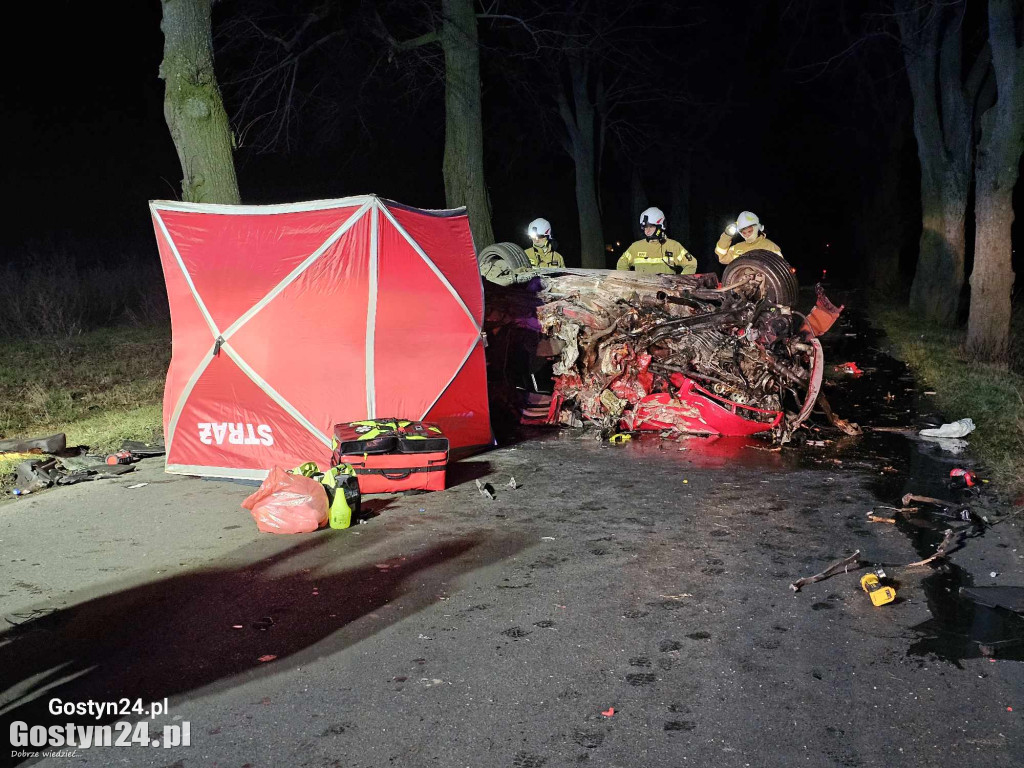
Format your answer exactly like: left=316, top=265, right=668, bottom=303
left=241, top=466, right=328, bottom=534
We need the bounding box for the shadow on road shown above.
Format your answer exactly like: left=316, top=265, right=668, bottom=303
left=0, top=530, right=526, bottom=745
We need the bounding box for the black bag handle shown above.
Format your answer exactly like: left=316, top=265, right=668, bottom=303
left=380, top=469, right=413, bottom=480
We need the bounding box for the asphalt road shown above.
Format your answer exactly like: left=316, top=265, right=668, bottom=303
left=1, top=306, right=1022, bottom=768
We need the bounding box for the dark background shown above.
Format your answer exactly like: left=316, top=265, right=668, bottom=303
left=2, top=1, right=1019, bottom=292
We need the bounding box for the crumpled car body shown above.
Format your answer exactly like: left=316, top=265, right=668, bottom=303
left=484, top=266, right=837, bottom=442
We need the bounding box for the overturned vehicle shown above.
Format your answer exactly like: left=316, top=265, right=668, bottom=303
left=480, top=243, right=842, bottom=443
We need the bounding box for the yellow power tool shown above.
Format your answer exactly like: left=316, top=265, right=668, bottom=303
left=860, top=570, right=896, bottom=607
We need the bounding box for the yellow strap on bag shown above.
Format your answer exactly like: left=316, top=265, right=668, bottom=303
left=291, top=461, right=321, bottom=478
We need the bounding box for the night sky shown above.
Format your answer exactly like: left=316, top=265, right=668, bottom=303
left=4, top=1, right=1019, bottom=286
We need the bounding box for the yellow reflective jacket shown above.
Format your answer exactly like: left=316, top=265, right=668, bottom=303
left=524, top=242, right=565, bottom=268
left=715, top=232, right=783, bottom=265
left=616, top=237, right=696, bottom=274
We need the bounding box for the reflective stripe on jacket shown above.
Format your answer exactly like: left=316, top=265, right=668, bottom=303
left=524, top=243, right=565, bottom=268
left=616, top=238, right=696, bottom=274
left=715, top=232, right=782, bottom=265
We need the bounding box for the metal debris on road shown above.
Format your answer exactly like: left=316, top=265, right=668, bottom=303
left=476, top=479, right=496, bottom=499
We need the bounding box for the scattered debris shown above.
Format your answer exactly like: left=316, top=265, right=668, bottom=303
left=105, top=449, right=136, bottom=466
left=991, top=572, right=999, bottom=579
left=125, top=483, right=149, bottom=490
left=834, top=362, right=864, bottom=376
left=817, top=394, right=862, bottom=435
left=790, top=551, right=861, bottom=592
left=5, top=438, right=163, bottom=496
left=904, top=529, right=958, bottom=568
left=960, top=587, right=1024, bottom=613
left=949, top=468, right=978, bottom=489
left=507, top=476, right=519, bottom=489
left=901, top=494, right=987, bottom=525
left=608, top=433, right=632, bottom=444
left=920, top=418, right=975, bottom=438
left=257, top=654, right=277, bottom=663
left=0, top=433, right=67, bottom=454
left=541, top=536, right=556, bottom=541
left=867, top=513, right=896, bottom=524
left=601, top=708, right=616, bottom=717
left=476, top=479, right=496, bottom=500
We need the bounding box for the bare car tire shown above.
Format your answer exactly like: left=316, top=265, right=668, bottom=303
left=722, top=249, right=799, bottom=307
left=478, top=242, right=533, bottom=285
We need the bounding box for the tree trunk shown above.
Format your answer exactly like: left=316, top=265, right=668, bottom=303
left=440, top=0, right=493, bottom=250
left=159, top=0, right=240, bottom=204
left=669, top=163, right=691, bottom=248
left=908, top=166, right=968, bottom=324
left=562, top=59, right=604, bottom=269
left=897, top=0, right=978, bottom=326
left=630, top=164, right=646, bottom=238
left=572, top=132, right=605, bottom=268
left=968, top=172, right=1016, bottom=360
left=966, top=0, right=1023, bottom=361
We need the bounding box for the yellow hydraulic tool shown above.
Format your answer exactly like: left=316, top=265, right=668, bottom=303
left=860, top=571, right=896, bottom=607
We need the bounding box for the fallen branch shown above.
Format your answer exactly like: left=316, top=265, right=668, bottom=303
left=817, top=394, right=862, bottom=435
left=867, top=514, right=896, bottom=524
left=790, top=551, right=862, bottom=592
left=901, top=493, right=957, bottom=508
left=903, top=529, right=957, bottom=568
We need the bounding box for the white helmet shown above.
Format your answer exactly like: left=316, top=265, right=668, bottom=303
left=528, top=218, right=552, bottom=238
left=735, top=211, right=763, bottom=233
left=640, top=207, right=666, bottom=228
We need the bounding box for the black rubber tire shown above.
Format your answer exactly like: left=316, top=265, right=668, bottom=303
left=722, top=249, right=799, bottom=306
left=478, top=242, right=533, bottom=285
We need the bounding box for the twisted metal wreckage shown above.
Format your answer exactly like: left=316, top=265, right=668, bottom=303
left=482, top=259, right=847, bottom=443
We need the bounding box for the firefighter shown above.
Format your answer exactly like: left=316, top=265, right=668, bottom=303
left=616, top=207, right=696, bottom=274
left=715, top=211, right=783, bottom=265
left=524, top=218, right=565, bottom=268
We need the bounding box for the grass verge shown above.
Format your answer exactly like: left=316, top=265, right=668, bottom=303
left=0, top=326, right=169, bottom=492
left=871, top=305, right=1024, bottom=497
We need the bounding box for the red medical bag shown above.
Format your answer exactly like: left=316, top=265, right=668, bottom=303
left=330, top=419, right=448, bottom=493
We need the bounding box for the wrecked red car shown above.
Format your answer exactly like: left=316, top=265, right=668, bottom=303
left=480, top=244, right=841, bottom=442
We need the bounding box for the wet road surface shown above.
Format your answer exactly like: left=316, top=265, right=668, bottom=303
left=1, top=299, right=1022, bottom=767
